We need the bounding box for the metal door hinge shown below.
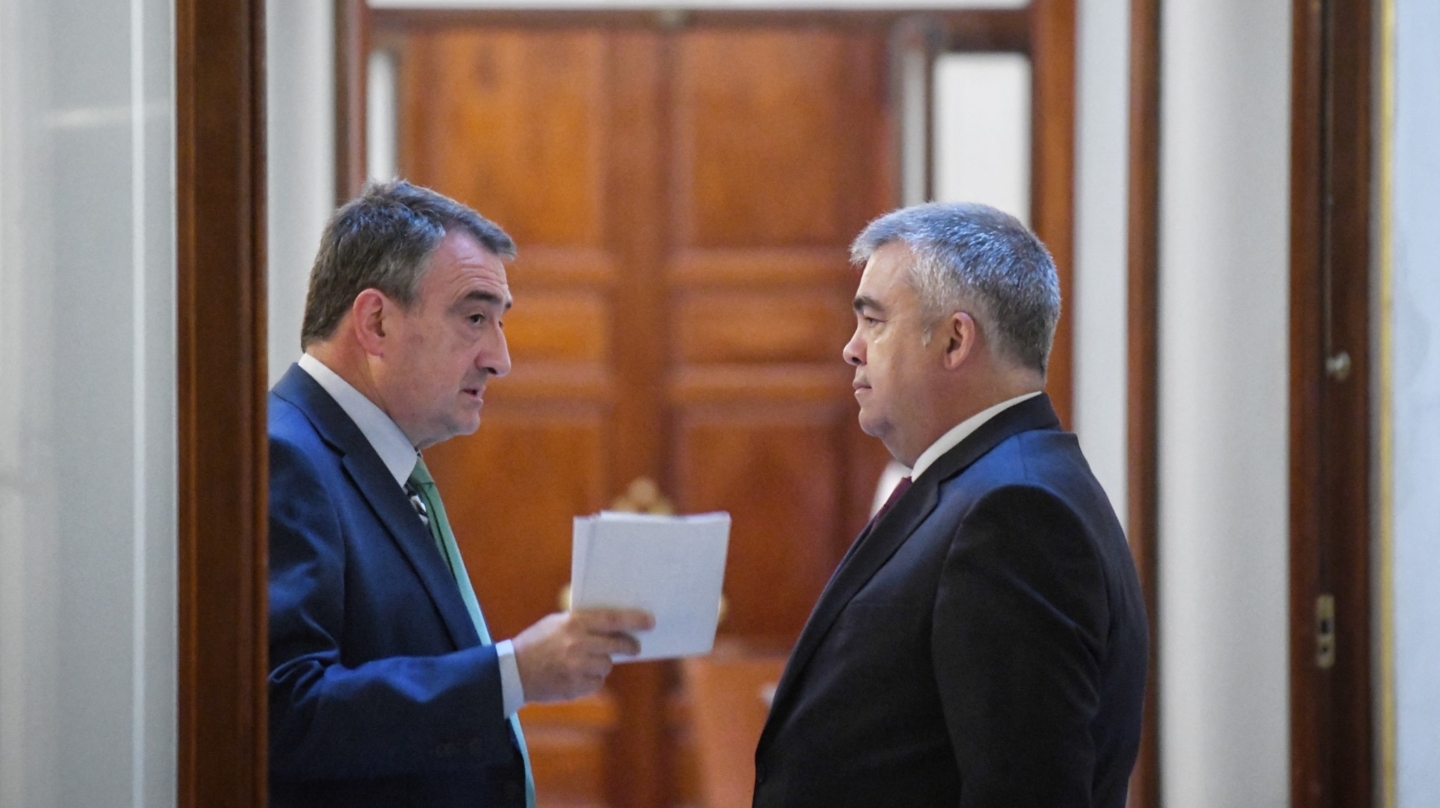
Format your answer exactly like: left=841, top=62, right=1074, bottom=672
left=1316, top=594, right=1336, bottom=669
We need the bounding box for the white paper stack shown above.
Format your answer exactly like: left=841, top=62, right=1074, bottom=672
left=570, top=510, right=731, bottom=662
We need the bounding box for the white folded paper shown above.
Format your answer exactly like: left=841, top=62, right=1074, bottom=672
left=570, top=510, right=731, bottom=662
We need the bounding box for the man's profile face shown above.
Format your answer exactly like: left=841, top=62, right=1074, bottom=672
left=376, top=229, right=512, bottom=449
left=843, top=242, right=940, bottom=464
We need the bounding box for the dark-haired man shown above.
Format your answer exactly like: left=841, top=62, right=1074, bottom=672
left=268, top=180, right=652, bottom=808
left=753, top=203, right=1148, bottom=807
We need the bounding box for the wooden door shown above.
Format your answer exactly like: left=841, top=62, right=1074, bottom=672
left=390, top=21, right=891, bottom=808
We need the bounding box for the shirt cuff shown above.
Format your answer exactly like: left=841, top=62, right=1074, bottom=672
left=495, top=639, right=525, bottom=717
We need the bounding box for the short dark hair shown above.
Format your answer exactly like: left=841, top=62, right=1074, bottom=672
left=300, top=179, right=516, bottom=348
left=851, top=202, right=1060, bottom=373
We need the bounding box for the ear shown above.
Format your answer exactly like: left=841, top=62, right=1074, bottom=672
left=350, top=288, right=391, bottom=357
left=940, top=311, right=976, bottom=371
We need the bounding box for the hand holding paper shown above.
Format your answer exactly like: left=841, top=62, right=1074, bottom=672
left=570, top=511, right=731, bottom=662
left=512, top=608, right=654, bottom=702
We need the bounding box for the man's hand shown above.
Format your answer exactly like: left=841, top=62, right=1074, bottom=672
left=512, top=609, right=654, bottom=703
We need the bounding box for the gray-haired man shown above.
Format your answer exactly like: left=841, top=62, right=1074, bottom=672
left=753, top=202, right=1148, bottom=808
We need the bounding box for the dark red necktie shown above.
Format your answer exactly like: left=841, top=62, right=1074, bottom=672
left=875, top=476, right=913, bottom=520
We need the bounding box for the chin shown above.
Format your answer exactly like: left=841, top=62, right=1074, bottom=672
left=856, top=411, right=886, bottom=440
left=447, top=413, right=482, bottom=438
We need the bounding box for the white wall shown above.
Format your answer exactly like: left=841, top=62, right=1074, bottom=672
left=1389, top=1, right=1440, bottom=805
left=267, top=0, right=336, bottom=386
left=0, top=0, right=177, bottom=806
left=1157, top=1, right=1291, bottom=807
left=1071, top=0, right=1129, bottom=517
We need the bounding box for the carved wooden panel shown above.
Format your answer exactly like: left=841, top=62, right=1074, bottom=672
left=672, top=30, right=875, bottom=248
left=504, top=291, right=612, bottom=364
left=675, top=289, right=854, bottom=365
left=401, top=28, right=610, bottom=248
left=521, top=695, right=618, bottom=808
left=680, top=650, right=789, bottom=808
left=673, top=405, right=851, bottom=643
left=670, top=247, right=849, bottom=286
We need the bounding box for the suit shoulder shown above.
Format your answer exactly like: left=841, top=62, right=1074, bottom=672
left=967, top=429, right=1111, bottom=506
left=267, top=397, right=347, bottom=551
left=269, top=389, right=312, bottom=436
left=943, top=429, right=1125, bottom=559
left=951, top=430, right=1134, bottom=592
left=269, top=391, right=331, bottom=453
left=956, top=427, right=1073, bottom=490
left=956, top=479, right=1085, bottom=535
left=268, top=395, right=340, bottom=487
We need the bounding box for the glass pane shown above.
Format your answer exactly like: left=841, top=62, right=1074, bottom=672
left=367, top=48, right=399, bottom=182
left=932, top=52, right=1032, bottom=225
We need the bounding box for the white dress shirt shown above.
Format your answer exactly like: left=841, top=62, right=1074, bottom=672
left=909, top=391, right=1043, bottom=481
left=297, top=353, right=526, bottom=716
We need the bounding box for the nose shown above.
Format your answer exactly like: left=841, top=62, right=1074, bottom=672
left=843, top=325, right=864, bottom=367
left=480, top=325, right=512, bottom=377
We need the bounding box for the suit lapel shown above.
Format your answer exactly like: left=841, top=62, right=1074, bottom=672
left=272, top=364, right=481, bottom=651
left=759, top=394, right=1062, bottom=747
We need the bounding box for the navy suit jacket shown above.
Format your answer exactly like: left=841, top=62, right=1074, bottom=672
left=753, top=395, right=1148, bottom=808
left=267, top=364, right=526, bottom=808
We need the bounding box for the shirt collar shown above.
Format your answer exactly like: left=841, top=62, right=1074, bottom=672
left=909, top=391, right=1043, bottom=481
left=298, top=353, right=419, bottom=486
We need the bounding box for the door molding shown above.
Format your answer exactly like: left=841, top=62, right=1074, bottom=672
left=175, top=0, right=269, bottom=805
left=1289, top=0, right=1374, bottom=806
left=1125, top=0, right=1161, bottom=804
left=336, top=0, right=370, bottom=204
left=1028, top=0, right=1076, bottom=428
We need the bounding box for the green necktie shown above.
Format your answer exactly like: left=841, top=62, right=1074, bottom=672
left=408, top=458, right=535, bottom=808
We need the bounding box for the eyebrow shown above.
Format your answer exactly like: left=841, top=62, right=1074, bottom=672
left=853, top=295, right=885, bottom=314
left=456, top=289, right=513, bottom=312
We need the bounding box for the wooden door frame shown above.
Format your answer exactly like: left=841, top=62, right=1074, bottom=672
left=1027, top=0, right=1076, bottom=429
left=336, top=0, right=370, bottom=204
left=1289, top=0, right=1374, bottom=806
left=1125, top=0, right=1161, bottom=804
left=175, top=0, right=269, bottom=806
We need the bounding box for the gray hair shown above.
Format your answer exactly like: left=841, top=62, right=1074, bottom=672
left=300, top=179, right=516, bottom=348
left=850, top=202, right=1060, bottom=373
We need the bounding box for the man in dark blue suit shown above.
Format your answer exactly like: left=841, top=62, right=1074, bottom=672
left=268, top=180, right=652, bottom=808
left=753, top=203, right=1148, bottom=807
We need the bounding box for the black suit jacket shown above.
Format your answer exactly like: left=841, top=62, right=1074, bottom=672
left=753, top=395, right=1147, bottom=808
left=268, top=364, right=526, bottom=808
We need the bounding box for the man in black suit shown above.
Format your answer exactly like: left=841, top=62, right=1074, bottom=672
left=753, top=203, right=1147, bottom=808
